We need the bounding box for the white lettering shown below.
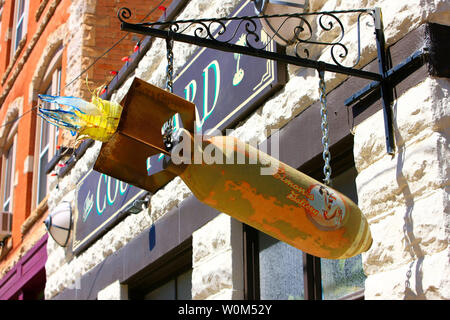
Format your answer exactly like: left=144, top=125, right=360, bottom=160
left=178, top=304, right=212, bottom=318
left=196, top=60, right=220, bottom=130
left=221, top=304, right=272, bottom=315
left=96, top=174, right=107, bottom=214
left=184, top=79, right=197, bottom=102
left=106, top=177, right=119, bottom=205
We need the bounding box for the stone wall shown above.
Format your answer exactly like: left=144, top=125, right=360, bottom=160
left=354, top=77, right=449, bottom=299
left=45, top=0, right=450, bottom=300
left=192, top=214, right=244, bottom=300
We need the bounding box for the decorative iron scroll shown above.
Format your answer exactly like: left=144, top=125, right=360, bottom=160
left=118, top=7, right=375, bottom=69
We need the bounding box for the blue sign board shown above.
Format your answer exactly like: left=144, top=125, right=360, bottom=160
left=172, top=0, right=285, bottom=132
left=72, top=169, right=146, bottom=254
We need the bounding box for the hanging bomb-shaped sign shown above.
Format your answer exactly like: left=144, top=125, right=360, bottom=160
left=145, top=118, right=372, bottom=259
left=39, top=78, right=372, bottom=259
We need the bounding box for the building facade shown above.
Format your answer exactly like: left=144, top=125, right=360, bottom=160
left=0, top=0, right=164, bottom=299
left=1, top=0, right=448, bottom=300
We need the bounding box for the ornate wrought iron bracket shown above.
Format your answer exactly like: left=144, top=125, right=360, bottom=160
left=117, top=6, right=428, bottom=155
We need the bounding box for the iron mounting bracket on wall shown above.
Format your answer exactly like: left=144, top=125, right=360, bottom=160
left=117, top=6, right=429, bottom=155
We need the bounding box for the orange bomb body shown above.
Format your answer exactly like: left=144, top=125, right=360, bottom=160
left=162, top=129, right=372, bottom=259
left=91, top=79, right=372, bottom=260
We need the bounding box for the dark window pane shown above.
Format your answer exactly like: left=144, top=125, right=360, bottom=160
left=40, top=118, right=50, bottom=151
left=321, top=255, right=365, bottom=300
left=259, top=231, right=304, bottom=300
left=37, top=148, right=48, bottom=204
left=144, top=279, right=176, bottom=300
left=3, top=144, right=14, bottom=211
left=143, top=269, right=192, bottom=300
left=17, top=0, right=25, bottom=17
left=15, top=20, right=23, bottom=50
left=176, top=269, right=192, bottom=300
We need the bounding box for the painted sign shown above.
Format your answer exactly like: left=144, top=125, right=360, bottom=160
left=72, top=169, right=146, bottom=254
left=172, top=0, right=286, bottom=133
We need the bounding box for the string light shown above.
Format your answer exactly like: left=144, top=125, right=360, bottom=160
left=134, top=41, right=140, bottom=53
left=158, top=5, right=167, bottom=21
left=63, top=0, right=167, bottom=90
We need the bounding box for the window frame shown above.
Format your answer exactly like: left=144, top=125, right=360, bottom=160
left=243, top=145, right=366, bottom=300
left=32, top=49, right=62, bottom=209
left=12, top=0, right=28, bottom=54
left=0, top=4, right=4, bottom=54
left=0, top=121, right=18, bottom=215
left=143, top=268, right=193, bottom=300
left=127, top=238, right=192, bottom=300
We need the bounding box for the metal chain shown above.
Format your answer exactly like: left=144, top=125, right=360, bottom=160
left=166, top=38, right=174, bottom=93
left=318, top=70, right=332, bottom=186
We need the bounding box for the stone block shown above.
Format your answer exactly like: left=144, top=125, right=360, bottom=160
left=356, top=131, right=449, bottom=220
left=355, top=77, right=450, bottom=172
left=191, top=214, right=244, bottom=300
left=395, top=78, right=450, bottom=144
left=206, top=288, right=234, bottom=300
left=362, top=187, right=449, bottom=275
left=97, top=280, right=128, bottom=300
left=192, top=214, right=232, bottom=266
left=149, top=177, right=192, bottom=223
left=364, top=248, right=450, bottom=299
left=192, top=250, right=233, bottom=300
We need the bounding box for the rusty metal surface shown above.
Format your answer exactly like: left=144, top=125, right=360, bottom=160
left=178, top=135, right=372, bottom=259
left=118, top=78, right=195, bottom=149
left=94, top=78, right=195, bottom=192
left=94, top=131, right=177, bottom=193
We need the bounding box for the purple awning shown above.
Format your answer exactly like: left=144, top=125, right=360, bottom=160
left=0, top=234, right=48, bottom=300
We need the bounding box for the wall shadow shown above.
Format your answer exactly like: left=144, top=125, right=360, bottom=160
left=393, top=100, right=425, bottom=299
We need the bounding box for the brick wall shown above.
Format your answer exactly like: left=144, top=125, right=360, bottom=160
left=0, top=0, right=170, bottom=284
left=67, top=0, right=173, bottom=101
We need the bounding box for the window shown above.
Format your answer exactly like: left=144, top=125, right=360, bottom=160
left=34, top=50, right=61, bottom=207
left=144, top=269, right=192, bottom=300
left=2, top=142, right=16, bottom=213
left=36, top=85, right=52, bottom=205
left=1, top=116, right=17, bottom=218
left=13, top=0, right=27, bottom=52
left=0, top=101, right=19, bottom=249
left=258, top=231, right=304, bottom=299
left=0, top=4, right=4, bottom=53
left=127, top=239, right=192, bottom=300
left=244, top=166, right=366, bottom=300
